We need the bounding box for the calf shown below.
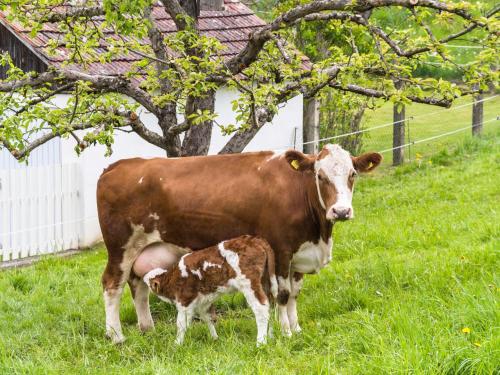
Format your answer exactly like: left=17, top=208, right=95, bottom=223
left=142, top=235, right=278, bottom=346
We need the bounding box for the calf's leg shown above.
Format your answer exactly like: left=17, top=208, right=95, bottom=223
left=200, top=308, right=218, bottom=340
left=240, top=283, right=270, bottom=346
left=175, top=306, right=194, bottom=345
left=128, top=274, right=154, bottom=332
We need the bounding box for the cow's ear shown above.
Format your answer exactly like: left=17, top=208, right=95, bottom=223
left=285, top=150, right=315, bottom=172
left=352, top=152, right=382, bottom=172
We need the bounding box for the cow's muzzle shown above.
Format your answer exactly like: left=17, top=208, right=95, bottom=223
left=326, top=206, right=353, bottom=221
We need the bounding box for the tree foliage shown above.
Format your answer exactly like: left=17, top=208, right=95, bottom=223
left=0, top=0, right=498, bottom=160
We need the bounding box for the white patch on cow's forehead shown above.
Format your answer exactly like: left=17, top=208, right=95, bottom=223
left=315, top=144, right=353, bottom=177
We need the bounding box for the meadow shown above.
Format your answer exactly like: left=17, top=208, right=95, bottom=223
left=358, top=94, right=500, bottom=164
left=0, top=132, right=499, bottom=374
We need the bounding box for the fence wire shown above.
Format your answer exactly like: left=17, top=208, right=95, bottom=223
left=306, top=95, right=499, bottom=164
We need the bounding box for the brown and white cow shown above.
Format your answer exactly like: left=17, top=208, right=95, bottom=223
left=96, top=144, right=381, bottom=343
left=142, top=235, right=277, bottom=346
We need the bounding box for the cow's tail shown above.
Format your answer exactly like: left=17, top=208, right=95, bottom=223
left=261, top=240, right=278, bottom=300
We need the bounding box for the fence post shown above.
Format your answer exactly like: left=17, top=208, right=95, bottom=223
left=303, top=97, right=320, bottom=154
left=472, top=90, right=483, bottom=136
left=392, top=81, right=405, bottom=166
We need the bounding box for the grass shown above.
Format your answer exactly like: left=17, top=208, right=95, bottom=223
left=0, top=133, right=499, bottom=374
left=359, top=94, right=500, bottom=165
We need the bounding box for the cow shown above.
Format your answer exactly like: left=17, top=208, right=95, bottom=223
left=142, top=235, right=278, bottom=346
left=96, top=144, right=382, bottom=343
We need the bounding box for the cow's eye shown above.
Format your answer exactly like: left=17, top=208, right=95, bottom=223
left=350, top=171, right=357, bottom=179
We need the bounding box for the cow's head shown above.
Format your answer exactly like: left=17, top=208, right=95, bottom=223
left=286, top=144, right=382, bottom=221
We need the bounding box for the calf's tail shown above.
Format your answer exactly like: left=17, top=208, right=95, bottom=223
left=260, top=240, right=278, bottom=299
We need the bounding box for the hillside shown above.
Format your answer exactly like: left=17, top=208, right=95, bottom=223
left=0, top=133, right=498, bottom=373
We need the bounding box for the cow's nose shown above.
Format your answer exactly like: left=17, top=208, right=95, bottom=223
left=331, top=207, right=352, bottom=221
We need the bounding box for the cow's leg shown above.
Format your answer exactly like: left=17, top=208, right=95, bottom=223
left=287, top=272, right=304, bottom=333
left=102, top=222, right=160, bottom=343
left=200, top=308, right=218, bottom=340
left=128, top=273, right=154, bottom=332
left=102, top=260, right=128, bottom=344
left=175, top=305, right=194, bottom=345
left=276, top=261, right=292, bottom=337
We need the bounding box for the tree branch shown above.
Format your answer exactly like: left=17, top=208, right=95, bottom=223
left=159, top=0, right=190, bottom=30
left=301, top=6, right=499, bottom=59
left=42, top=6, right=105, bottom=23
left=218, top=106, right=274, bottom=154
left=0, top=71, right=60, bottom=91
left=14, top=83, right=74, bottom=115
left=116, top=110, right=168, bottom=149
left=329, top=82, right=452, bottom=107
left=225, top=0, right=485, bottom=74
left=0, top=68, right=159, bottom=115
left=1, top=110, right=167, bottom=160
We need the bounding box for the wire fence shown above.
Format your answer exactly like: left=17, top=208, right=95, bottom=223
left=304, top=94, right=499, bottom=165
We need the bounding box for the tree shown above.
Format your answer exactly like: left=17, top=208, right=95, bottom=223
left=0, top=0, right=498, bottom=160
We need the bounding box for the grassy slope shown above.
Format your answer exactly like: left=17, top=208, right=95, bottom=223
left=359, top=94, right=500, bottom=164
left=0, top=134, right=499, bottom=374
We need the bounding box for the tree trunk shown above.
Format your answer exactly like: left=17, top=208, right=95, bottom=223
left=392, top=103, right=405, bottom=166
left=180, top=0, right=200, bottom=18
left=303, top=97, right=320, bottom=154
left=200, top=0, right=223, bottom=10
left=181, top=91, right=216, bottom=156
left=472, top=92, right=483, bottom=136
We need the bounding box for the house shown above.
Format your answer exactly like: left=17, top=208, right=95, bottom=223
left=0, top=0, right=304, bottom=262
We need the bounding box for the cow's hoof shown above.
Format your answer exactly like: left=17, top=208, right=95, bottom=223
left=256, top=338, right=267, bottom=347
left=106, top=331, right=126, bottom=344
left=282, top=328, right=292, bottom=338
left=138, top=321, right=155, bottom=333
left=291, top=324, right=302, bottom=333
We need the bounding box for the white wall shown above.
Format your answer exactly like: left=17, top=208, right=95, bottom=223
left=57, top=87, right=303, bottom=247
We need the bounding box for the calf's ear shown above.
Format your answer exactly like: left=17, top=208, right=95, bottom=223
left=352, top=152, right=382, bottom=172
left=285, top=150, right=315, bottom=172
left=150, top=278, right=161, bottom=294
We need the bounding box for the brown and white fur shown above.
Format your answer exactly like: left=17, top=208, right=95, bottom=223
left=142, top=235, right=278, bottom=346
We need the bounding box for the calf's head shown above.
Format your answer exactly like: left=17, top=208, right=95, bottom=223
left=286, top=144, right=382, bottom=221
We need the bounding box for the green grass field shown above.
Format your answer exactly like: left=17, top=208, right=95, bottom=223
left=0, top=133, right=499, bottom=374
left=358, top=94, right=500, bottom=165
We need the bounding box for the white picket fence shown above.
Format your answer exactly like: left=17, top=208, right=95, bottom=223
left=0, top=163, right=82, bottom=262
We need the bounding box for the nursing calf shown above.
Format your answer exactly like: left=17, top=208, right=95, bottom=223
left=142, top=236, right=278, bottom=345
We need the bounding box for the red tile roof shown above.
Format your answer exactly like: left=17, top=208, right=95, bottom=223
left=0, top=1, right=267, bottom=76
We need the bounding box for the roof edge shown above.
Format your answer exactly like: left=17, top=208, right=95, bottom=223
left=0, top=16, right=51, bottom=68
